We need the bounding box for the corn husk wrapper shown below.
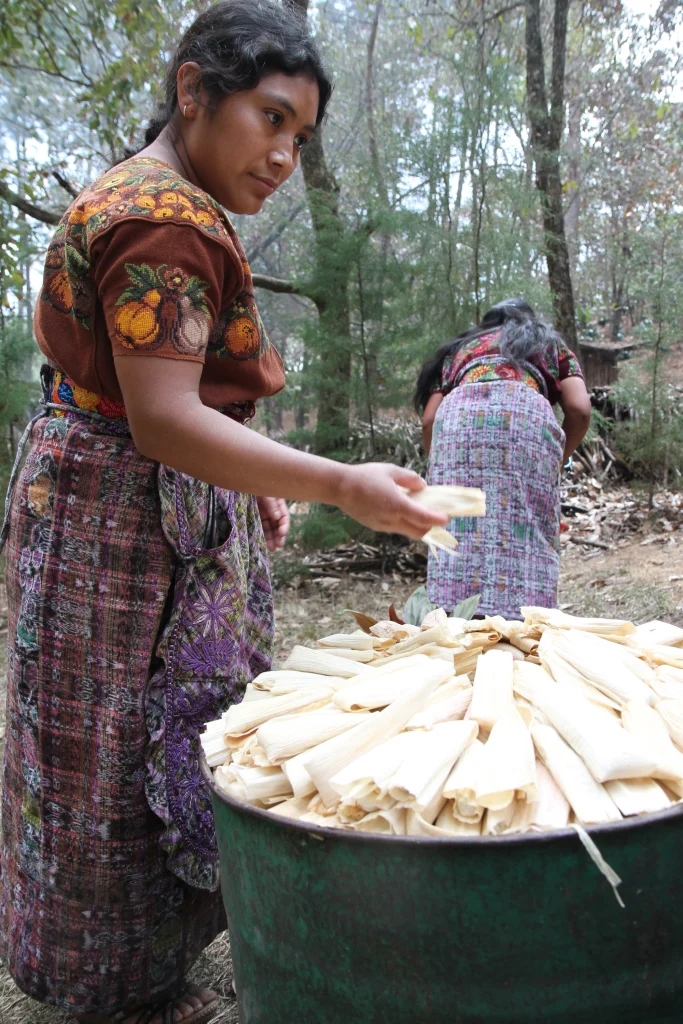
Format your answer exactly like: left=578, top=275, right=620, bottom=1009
left=405, top=685, right=473, bottom=730
left=493, top=641, right=526, bottom=661
left=268, top=796, right=312, bottom=821
left=406, top=484, right=486, bottom=518
left=515, top=665, right=656, bottom=782
left=318, top=632, right=389, bottom=651
left=650, top=666, right=683, bottom=701
left=221, top=688, right=333, bottom=738
left=330, top=720, right=478, bottom=814
left=405, top=805, right=481, bottom=837
left=251, top=670, right=342, bottom=693
left=304, top=667, right=446, bottom=806
left=538, top=642, right=620, bottom=713
left=282, top=646, right=371, bottom=678
left=333, top=660, right=453, bottom=713
left=621, top=700, right=683, bottom=790
left=604, top=778, right=671, bottom=816
left=350, top=808, right=407, bottom=835
left=531, top=723, right=622, bottom=824
left=521, top=607, right=636, bottom=636
left=543, top=630, right=655, bottom=707
left=370, top=621, right=421, bottom=639
left=442, top=738, right=485, bottom=823
left=214, top=764, right=292, bottom=804
left=505, top=761, right=570, bottom=833
left=421, top=608, right=448, bottom=630
left=656, top=700, right=683, bottom=752
left=635, top=620, right=683, bottom=649
left=469, top=649, right=514, bottom=732
left=475, top=704, right=537, bottom=810
left=483, top=803, right=516, bottom=835
left=435, top=803, right=482, bottom=835
left=300, top=810, right=346, bottom=829
left=365, top=652, right=435, bottom=676
left=256, top=710, right=369, bottom=765
left=241, top=684, right=273, bottom=703
left=311, top=647, right=377, bottom=663
left=641, top=645, right=683, bottom=671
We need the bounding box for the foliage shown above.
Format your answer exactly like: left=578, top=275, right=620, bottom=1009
left=0, top=312, right=40, bottom=492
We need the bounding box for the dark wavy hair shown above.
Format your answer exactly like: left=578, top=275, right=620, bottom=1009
left=136, top=0, right=333, bottom=150
left=414, top=298, right=563, bottom=412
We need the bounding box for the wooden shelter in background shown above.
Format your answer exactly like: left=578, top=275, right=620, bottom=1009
left=577, top=340, right=635, bottom=389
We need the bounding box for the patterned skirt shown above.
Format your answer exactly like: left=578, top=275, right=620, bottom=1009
left=0, top=394, right=273, bottom=1014
left=427, top=380, right=565, bottom=619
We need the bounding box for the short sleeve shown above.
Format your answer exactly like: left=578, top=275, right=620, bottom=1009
left=557, top=338, right=584, bottom=381
left=93, top=220, right=243, bottom=362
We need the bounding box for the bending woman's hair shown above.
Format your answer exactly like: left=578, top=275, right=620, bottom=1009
left=413, top=298, right=563, bottom=412
left=132, top=0, right=333, bottom=153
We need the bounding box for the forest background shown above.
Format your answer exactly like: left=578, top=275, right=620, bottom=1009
left=0, top=0, right=682, bottom=548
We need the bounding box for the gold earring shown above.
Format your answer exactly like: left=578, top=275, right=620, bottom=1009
left=183, top=104, right=188, bottom=117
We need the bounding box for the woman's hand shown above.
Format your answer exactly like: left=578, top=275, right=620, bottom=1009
left=336, top=464, right=448, bottom=540
left=257, top=496, right=290, bottom=552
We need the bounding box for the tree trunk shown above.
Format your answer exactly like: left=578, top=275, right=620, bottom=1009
left=525, top=0, right=578, bottom=350
left=286, top=0, right=352, bottom=455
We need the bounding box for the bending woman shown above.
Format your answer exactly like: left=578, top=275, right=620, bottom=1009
left=415, top=298, right=591, bottom=620
left=0, top=4, right=447, bottom=1023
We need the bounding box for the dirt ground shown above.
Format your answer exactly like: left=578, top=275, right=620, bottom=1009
left=0, top=500, right=682, bottom=1023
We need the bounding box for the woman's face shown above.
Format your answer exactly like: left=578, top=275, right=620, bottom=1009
left=178, top=68, right=320, bottom=214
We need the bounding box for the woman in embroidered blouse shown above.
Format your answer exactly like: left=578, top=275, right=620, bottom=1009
left=0, top=4, right=447, bottom=1024
left=414, top=298, right=591, bottom=620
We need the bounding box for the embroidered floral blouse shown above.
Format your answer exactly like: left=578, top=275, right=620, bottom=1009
left=35, top=156, right=284, bottom=418
left=435, top=328, right=583, bottom=405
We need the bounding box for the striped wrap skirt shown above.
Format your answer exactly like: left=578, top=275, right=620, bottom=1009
left=427, top=380, right=565, bottom=619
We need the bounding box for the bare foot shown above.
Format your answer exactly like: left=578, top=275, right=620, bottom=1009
left=75, top=985, right=217, bottom=1024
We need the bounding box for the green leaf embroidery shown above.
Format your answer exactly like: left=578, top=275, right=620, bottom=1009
left=123, top=262, right=160, bottom=291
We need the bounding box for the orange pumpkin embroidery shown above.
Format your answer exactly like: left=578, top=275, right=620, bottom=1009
left=114, top=262, right=212, bottom=355
left=224, top=314, right=261, bottom=360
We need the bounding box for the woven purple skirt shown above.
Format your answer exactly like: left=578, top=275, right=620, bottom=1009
left=427, top=380, right=565, bottom=619
left=0, top=408, right=273, bottom=1014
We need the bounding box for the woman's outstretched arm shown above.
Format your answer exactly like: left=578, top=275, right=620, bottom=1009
left=115, top=355, right=448, bottom=541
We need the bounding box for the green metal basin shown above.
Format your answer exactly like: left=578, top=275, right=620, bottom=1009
left=202, top=756, right=683, bottom=1024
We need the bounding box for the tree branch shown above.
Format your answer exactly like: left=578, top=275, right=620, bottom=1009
left=52, top=170, right=79, bottom=199
left=0, top=59, right=90, bottom=87
left=249, top=201, right=306, bottom=264
left=251, top=273, right=311, bottom=296
left=0, top=182, right=61, bottom=225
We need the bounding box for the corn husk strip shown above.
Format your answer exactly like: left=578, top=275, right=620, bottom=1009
left=509, top=635, right=539, bottom=656
left=571, top=823, right=625, bottom=908
left=452, top=648, right=483, bottom=676
left=300, top=811, right=346, bottom=829
left=516, top=664, right=657, bottom=782
left=604, top=778, right=671, bottom=816
left=421, top=608, right=448, bottom=630
left=656, top=700, right=683, bottom=751
left=442, top=738, right=485, bottom=823
left=282, top=646, right=371, bottom=678
left=544, top=630, right=655, bottom=707
left=304, top=668, right=446, bottom=806
left=317, top=632, right=389, bottom=651
left=505, top=761, right=570, bottom=834
left=424, top=526, right=458, bottom=555
left=531, top=724, right=622, bottom=824
left=521, top=607, right=636, bottom=636
left=538, top=643, right=620, bottom=713
left=405, top=685, right=473, bottom=730
left=364, top=653, right=434, bottom=676
left=221, top=688, right=333, bottom=738
left=406, top=808, right=452, bottom=836
left=370, top=621, right=421, bottom=639
left=621, top=700, right=683, bottom=785
left=406, top=484, right=486, bottom=518
left=650, top=666, right=683, bottom=701
left=201, top=735, right=234, bottom=768
left=635, top=620, right=683, bottom=649
left=256, top=710, right=369, bottom=765
left=351, top=808, right=407, bottom=835
left=228, top=765, right=292, bottom=803
left=333, top=660, right=453, bottom=713
left=571, top=630, right=656, bottom=685
left=252, top=670, right=342, bottom=692
left=483, top=803, right=516, bottom=834
left=268, top=796, right=312, bottom=821
left=475, top=705, right=537, bottom=810
left=469, top=649, right=514, bottom=732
